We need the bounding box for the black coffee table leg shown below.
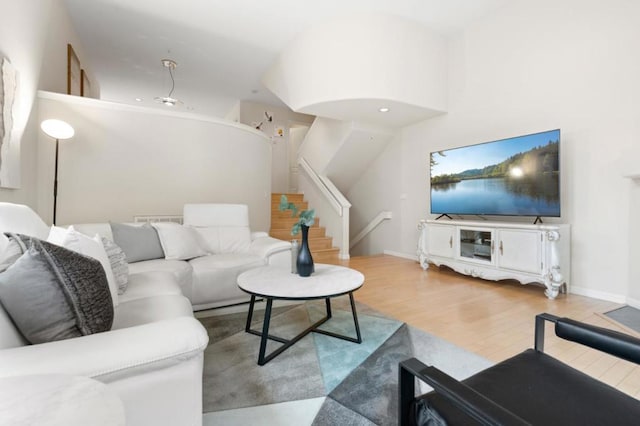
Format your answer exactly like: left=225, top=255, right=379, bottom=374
left=257, top=298, right=273, bottom=365
left=313, top=292, right=362, bottom=343
left=349, top=292, right=362, bottom=343
left=325, top=298, right=332, bottom=318
left=245, top=293, right=362, bottom=365
left=245, top=295, right=256, bottom=332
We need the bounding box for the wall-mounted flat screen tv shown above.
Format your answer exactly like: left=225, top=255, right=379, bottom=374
left=430, top=129, right=560, bottom=217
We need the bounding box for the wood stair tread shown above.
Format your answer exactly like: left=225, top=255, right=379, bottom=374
left=270, top=193, right=339, bottom=262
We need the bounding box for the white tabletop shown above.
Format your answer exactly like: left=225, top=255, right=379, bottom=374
left=0, top=374, right=126, bottom=426
left=237, top=264, right=364, bottom=299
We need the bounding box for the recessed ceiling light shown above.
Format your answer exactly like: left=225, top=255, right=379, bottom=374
left=379, top=107, right=390, bottom=113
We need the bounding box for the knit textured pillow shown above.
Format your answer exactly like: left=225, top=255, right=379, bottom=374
left=101, top=236, right=129, bottom=294
left=0, top=234, right=113, bottom=344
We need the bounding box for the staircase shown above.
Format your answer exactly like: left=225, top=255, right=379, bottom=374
left=270, top=193, right=340, bottom=263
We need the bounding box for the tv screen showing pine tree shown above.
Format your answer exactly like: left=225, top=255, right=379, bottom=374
left=430, top=129, right=560, bottom=217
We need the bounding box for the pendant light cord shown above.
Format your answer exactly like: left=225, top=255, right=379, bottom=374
left=167, top=65, right=175, bottom=98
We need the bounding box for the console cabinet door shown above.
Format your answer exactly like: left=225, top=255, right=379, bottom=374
left=497, top=229, right=543, bottom=274
left=427, top=224, right=455, bottom=259
left=458, top=227, right=494, bottom=265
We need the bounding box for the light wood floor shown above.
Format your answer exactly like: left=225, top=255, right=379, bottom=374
left=332, top=254, right=640, bottom=400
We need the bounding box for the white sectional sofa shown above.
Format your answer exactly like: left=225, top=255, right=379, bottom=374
left=73, top=203, right=292, bottom=311
left=0, top=202, right=290, bottom=426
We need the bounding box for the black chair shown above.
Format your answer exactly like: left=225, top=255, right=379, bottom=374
left=399, top=313, right=640, bottom=425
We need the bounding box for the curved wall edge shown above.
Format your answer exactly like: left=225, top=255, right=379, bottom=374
left=262, top=13, right=448, bottom=124
left=37, top=91, right=269, bottom=141
left=36, top=94, right=272, bottom=230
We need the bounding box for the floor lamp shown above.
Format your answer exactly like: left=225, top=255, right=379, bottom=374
left=40, top=119, right=75, bottom=225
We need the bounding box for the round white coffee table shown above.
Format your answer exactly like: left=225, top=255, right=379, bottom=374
left=237, top=264, right=364, bottom=365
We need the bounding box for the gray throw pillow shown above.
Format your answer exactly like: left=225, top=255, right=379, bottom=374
left=101, top=237, right=129, bottom=294
left=110, top=223, right=165, bottom=263
left=0, top=234, right=114, bottom=344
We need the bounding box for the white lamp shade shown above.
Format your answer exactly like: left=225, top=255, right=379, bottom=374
left=41, top=119, right=75, bottom=140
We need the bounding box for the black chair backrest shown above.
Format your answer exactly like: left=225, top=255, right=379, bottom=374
left=556, top=318, right=640, bottom=364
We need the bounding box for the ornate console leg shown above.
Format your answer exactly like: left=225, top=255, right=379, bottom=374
left=417, top=220, right=429, bottom=270
left=544, top=231, right=564, bottom=299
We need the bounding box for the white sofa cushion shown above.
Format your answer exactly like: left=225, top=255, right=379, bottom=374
left=188, top=253, right=263, bottom=308
left=0, top=316, right=208, bottom=381
left=191, top=226, right=251, bottom=254
left=219, top=227, right=251, bottom=253
left=183, top=203, right=250, bottom=227
left=0, top=304, right=27, bottom=348
left=151, top=222, right=207, bottom=260
left=128, top=259, right=193, bottom=300
left=113, top=295, right=193, bottom=330
left=118, top=271, right=182, bottom=303
left=0, top=202, right=50, bottom=240
left=184, top=204, right=252, bottom=254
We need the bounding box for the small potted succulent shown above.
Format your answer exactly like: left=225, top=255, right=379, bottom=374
left=279, top=194, right=315, bottom=277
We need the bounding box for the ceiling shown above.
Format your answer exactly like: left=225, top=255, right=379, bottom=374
left=63, top=0, right=509, bottom=120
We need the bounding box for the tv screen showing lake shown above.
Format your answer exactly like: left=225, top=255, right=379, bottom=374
left=430, top=129, right=560, bottom=217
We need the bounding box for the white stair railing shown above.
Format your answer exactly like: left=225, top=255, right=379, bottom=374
left=298, top=157, right=351, bottom=259
left=350, top=211, right=393, bottom=249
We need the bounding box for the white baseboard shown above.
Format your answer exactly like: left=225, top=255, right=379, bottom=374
left=625, top=297, right=640, bottom=309
left=377, top=252, right=629, bottom=304
left=569, top=286, right=627, bottom=304
left=383, top=250, right=418, bottom=261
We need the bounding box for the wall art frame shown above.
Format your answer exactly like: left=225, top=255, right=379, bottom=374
left=67, top=44, right=81, bottom=96
left=0, top=56, right=20, bottom=188
left=81, top=69, right=90, bottom=97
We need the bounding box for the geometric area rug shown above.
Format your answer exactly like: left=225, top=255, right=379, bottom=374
left=198, top=299, right=493, bottom=425
left=604, top=305, right=640, bottom=334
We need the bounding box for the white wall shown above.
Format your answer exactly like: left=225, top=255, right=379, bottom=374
left=288, top=126, right=309, bottom=192
left=348, top=134, right=404, bottom=256
left=0, top=0, right=94, bottom=207
left=349, top=0, right=640, bottom=301
left=0, top=0, right=52, bottom=204
left=38, top=0, right=99, bottom=98
left=238, top=101, right=314, bottom=193
left=299, top=117, right=352, bottom=173
left=630, top=179, right=640, bottom=306
left=38, top=92, right=273, bottom=231
left=263, top=13, right=447, bottom=125
left=298, top=169, right=345, bottom=257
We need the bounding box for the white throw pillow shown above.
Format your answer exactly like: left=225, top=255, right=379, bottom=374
left=48, top=226, right=119, bottom=307
left=151, top=222, right=207, bottom=260
left=47, top=225, right=68, bottom=245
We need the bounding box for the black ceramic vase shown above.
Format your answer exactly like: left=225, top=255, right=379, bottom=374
left=296, top=225, right=314, bottom=277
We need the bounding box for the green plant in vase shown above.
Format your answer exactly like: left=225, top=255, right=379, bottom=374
left=279, top=194, right=315, bottom=276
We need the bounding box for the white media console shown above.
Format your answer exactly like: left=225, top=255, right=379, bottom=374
left=417, top=219, right=570, bottom=299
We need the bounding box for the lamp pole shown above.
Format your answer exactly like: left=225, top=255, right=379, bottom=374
left=53, top=138, right=59, bottom=225
left=40, top=119, right=75, bottom=225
